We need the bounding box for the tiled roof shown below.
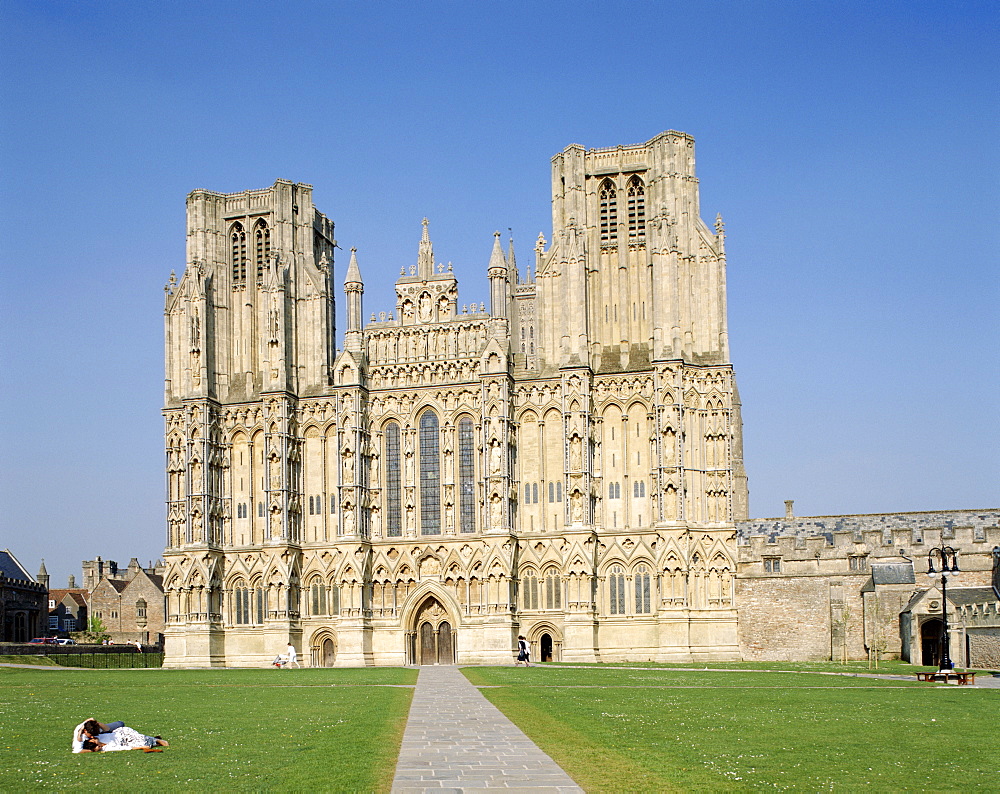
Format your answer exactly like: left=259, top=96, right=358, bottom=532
left=0, top=549, right=34, bottom=582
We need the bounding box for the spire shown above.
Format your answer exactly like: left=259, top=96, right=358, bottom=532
left=345, top=247, right=362, bottom=285
left=37, top=559, right=49, bottom=589
left=417, top=218, right=434, bottom=279
left=507, top=231, right=519, bottom=284
left=488, top=231, right=505, bottom=272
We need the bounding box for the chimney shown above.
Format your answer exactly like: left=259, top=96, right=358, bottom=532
left=784, top=500, right=795, bottom=520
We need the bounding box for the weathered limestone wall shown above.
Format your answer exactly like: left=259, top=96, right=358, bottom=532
left=736, top=515, right=1000, bottom=662
left=968, top=629, right=1000, bottom=668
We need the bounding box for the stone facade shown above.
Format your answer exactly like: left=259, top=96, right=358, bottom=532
left=162, top=133, right=750, bottom=667
left=88, top=558, right=166, bottom=645
left=0, top=549, right=47, bottom=642
left=736, top=510, right=1000, bottom=664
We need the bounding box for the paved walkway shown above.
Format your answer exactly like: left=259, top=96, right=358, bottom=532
left=391, top=665, right=582, bottom=793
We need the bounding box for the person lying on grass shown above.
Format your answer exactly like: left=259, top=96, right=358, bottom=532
left=75, top=720, right=169, bottom=752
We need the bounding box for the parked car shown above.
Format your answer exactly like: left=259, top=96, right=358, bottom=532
left=28, top=637, right=59, bottom=645
left=55, top=638, right=76, bottom=646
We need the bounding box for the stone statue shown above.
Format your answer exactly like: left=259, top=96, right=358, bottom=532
left=342, top=449, right=355, bottom=484
left=571, top=490, right=583, bottom=523
left=570, top=436, right=582, bottom=469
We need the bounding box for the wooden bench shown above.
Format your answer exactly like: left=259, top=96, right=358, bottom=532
left=916, top=671, right=976, bottom=685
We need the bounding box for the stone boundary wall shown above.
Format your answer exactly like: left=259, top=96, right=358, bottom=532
left=734, top=511, right=1000, bottom=662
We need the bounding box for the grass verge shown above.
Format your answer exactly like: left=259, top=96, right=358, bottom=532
left=0, top=666, right=416, bottom=791
left=464, top=665, right=1000, bottom=791
left=0, top=655, right=61, bottom=666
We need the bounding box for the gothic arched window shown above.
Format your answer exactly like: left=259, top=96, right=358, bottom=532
left=522, top=570, right=538, bottom=610
left=599, top=179, right=618, bottom=243
left=634, top=564, right=651, bottom=614
left=254, top=219, right=270, bottom=282
left=544, top=568, right=562, bottom=609
left=609, top=565, right=626, bottom=615
left=626, top=176, right=646, bottom=239
left=419, top=410, right=441, bottom=535
left=310, top=577, right=327, bottom=616
left=384, top=422, right=402, bottom=537
left=458, top=416, right=475, bottom=533
left=231, top=222, right=247, bottom=283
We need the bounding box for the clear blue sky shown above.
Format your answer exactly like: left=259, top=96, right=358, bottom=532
left=1, top=1, right=997, bottom=586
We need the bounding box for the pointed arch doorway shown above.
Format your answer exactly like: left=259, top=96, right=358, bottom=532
left=409, top=595, right=456, bottom=665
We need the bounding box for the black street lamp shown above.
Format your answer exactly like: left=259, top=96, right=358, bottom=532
left=926, top=546, right=960, bottom=671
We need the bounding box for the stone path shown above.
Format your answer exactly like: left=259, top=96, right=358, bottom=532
left=391, top=665, right=583, bottom=793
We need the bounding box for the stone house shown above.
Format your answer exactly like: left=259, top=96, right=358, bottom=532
left=88, top=558, right=166, bottom=645
left=47, top=589, right=88, bottom=635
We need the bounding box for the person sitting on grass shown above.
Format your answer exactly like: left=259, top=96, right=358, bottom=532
left=76, top=720, right=168, bottom=752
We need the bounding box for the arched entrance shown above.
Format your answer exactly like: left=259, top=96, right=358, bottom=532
left=410, top=596, right=455, bottom=665
left=921, top=619, right=943, bottom=667
left=309, top=631, right=336, bottom=668
left=540, top=633, right=553, bottom=663
left=528, top=624, right=562, bottom=663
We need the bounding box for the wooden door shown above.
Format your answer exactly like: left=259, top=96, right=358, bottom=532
left=437, top=621, right=453, bottom=664
left=420, top=622, right=435, bottom=665
left=322, top=638, right=335, bottom=667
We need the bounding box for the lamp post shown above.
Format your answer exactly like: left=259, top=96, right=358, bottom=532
left=926, top=546, right=960, bottom=671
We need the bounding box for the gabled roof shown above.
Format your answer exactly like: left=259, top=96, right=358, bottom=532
left=0, top=549, right=34, bottom=582
left=94, top=578, right=129, bottom=594
left=48, top=589, right=88, bottom=608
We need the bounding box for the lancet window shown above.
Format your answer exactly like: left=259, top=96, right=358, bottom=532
left=626, top=175, right=646, bottom=239
left=458, top=417, right=475, bottom=533
left=609, top=565, right=626, bottom=615
left=544, top=568, right=562, bottom=609
left=419, top=410, right=441, bottom=535
left=634, top=564, right=651, bottom=614
left=599, top=179, right=618, bottom=243
left=310, top=577, right=327, bottom=615
left=254, top=219, right=270, bottom=282
left=522, top=570, right=538, bottom=610
left=385, top=422, right=402, bottom=537
left=231, top=222, right=247, bottom=283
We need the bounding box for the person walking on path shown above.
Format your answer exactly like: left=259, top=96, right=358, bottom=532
left=285, top=642, right=301, bottom=668
left=516, top=635, right=531, bottom=666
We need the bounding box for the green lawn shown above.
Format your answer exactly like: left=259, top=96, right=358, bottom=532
left=0, top=666, right=416, bottom=791
left=464, top=665, right=1000, bottom=791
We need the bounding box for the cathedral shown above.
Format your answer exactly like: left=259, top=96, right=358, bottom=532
left=162, top=131, right=751, bottom=667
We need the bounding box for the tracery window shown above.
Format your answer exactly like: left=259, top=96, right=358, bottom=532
left=599, top=179, right=618, bottom=243
left=310, top=578, right=327, bottom=615
left=234, top=582, right=251, bottom=624
left=255, top=586, right=266, bottom=624
left=419, top=410, right=441, bottom=535
left=634, top=564, right=651, bottom=614
left=136, top=599, right=147, bottom=619
left=544, top=568, right=562, bottom=609
left=254, top=219, right=270, bottom=282
left=231, top=222, right=247, bottom=283
left=633, top=480, right=646, bottom=497
left=608, top=481, right=621, bottom=499
left=522, top=571, right=538, bottom=610
left=626, top=175, right=646, bottom=239
left=609, top=565, right=626, bottom=615
left=458, top=417, right=475, bottom=533
left=385, top=422, right=402, bottom=537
